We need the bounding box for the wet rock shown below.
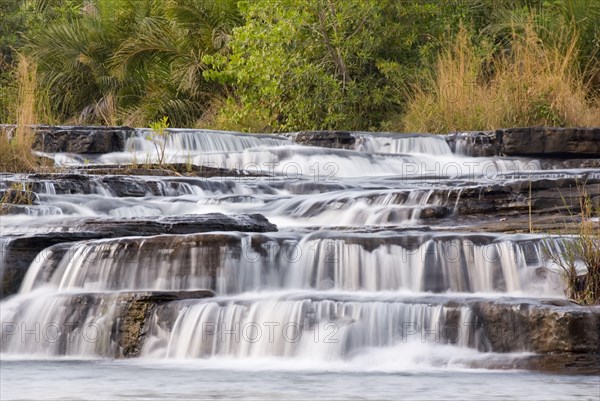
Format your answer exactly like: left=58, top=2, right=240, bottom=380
left=31, top=125, right=130, bottom=153
left=114, top=290, right=213, bottom=358
left=420, top=206, right=451, bottom=219
left=538, top=158, right=600, bottom=170
left=471, top=298, right=600, bottom=354
left=446, top=127, right=600, bottom=162
left=73, top=163, right=268, bottom=178
left=514, top=353, right=600, bottom=375
left=289, top=131, right=356, bottom=149
left=501, top=127, right=600, bottom=158
left=77, top=213, right=277, bottom=237
left=462, top=352, right=600, bottom=375
left=2, top=290, right=213, bottom=358
left=448, top=175, right=600, bottom=220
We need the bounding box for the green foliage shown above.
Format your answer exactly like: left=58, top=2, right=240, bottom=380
left=22, top=0, right=241, bottom=127
left=147, top=116, right=171, bottom=165
left=0, top=0, right=84, bottom=123
left=0, top=0, right=597, bottom=130
left=206, top=0, right=450, bottom=131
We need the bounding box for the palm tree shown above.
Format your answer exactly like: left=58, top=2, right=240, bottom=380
left=28, top=0, right=242, bottom=126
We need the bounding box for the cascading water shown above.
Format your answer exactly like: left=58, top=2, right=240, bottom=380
left=2, top=126, right=594, bottom=401
left=16, top=232, right=560, bottom=296
left=0, top=289, right=120, bottom=357
left=353, top=133, right=453, bottom=156
left=142, top=296, right=475, bottom=360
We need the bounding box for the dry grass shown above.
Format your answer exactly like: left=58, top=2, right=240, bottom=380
left=0, top=182, right=36, bottom=215
left=545, top=185, right=600, bottom=305
left=0, top=54, right=52, bottom=173
left=402, top=24, right=600, bottom=133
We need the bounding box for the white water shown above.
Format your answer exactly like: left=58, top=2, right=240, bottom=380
left=354, top=133, right=453, bottom=155
left=17, top=232, right=561, bottom=295
left=143, top=296, right=475, bottom=359
left=1, top=128, right=596, bottom=400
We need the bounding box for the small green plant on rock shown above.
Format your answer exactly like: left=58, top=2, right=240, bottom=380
left=545, top=186, right=600, bottom=305
left=146, top=116, right=170, bottom=165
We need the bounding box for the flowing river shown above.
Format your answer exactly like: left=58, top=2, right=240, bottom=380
left=1, top=129, right=598, bottom=400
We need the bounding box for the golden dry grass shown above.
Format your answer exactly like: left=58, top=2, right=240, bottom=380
left=0, top=54, right=52, bottom=173
left=402, top=24, right=600, bottom=133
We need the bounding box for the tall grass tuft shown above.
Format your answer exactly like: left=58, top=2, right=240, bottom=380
left=0, top=54, right=50, bottom=173
left=545, top=186, right=600, bottom=305
left=402, top=23, right=600, bottom=133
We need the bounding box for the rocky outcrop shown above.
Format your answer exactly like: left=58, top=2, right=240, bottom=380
left=471, top=298, right=600, bottom=354
left=448, top=126, right=600, bottom=158
left=289, top=131, right=356, bottom=149
left=448, top=175, right=600, bottom=218
left=467, top=298, right=600, bottom=374
left=31, top=125, right=131, bottom=153
left=501, top=127, right=600, bottom=158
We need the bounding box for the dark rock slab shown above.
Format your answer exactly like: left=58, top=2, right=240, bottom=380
left=448, top=175, right=600, bottom=218
left=31, top=125, right=132, bottom=153
left=446, top=127, right=600, bottom=160
left=73, top=163, right=268, bottom=178
left=289, top=131, right=356, bottom=149
left=501, top=127, right=600, bottom=158
left=77, top=213, right=277, bottom=237
left=6, top=173, right=256, bottom=198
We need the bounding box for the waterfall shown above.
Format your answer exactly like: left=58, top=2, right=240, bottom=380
left=353, top=133, right=453, bottom=156
left=142, top=296, right=476, bottom=359
left=0, top=289, right=120, bottom=357
left=132, top=128, right=289, bottom=153
left=18, top=232, right=561, bottom=296
left=0, top=126, right=588, bottom=376
left=0, top=237, right=12, bottom=285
